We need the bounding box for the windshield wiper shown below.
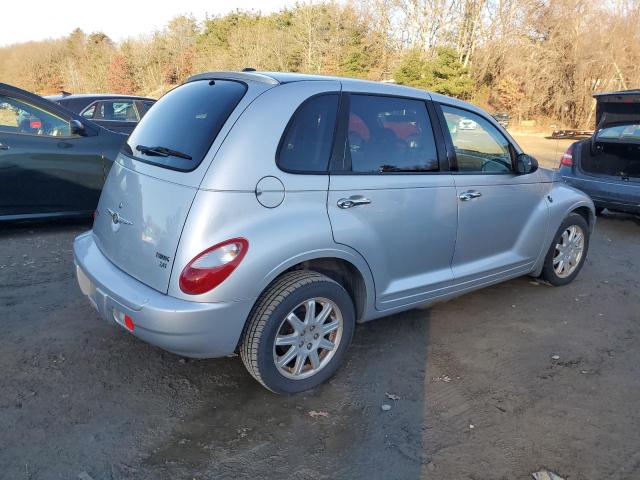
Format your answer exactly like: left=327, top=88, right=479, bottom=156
left=136, top=144, right=192, bottom=160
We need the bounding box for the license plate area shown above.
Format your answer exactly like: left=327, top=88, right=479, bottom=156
left=76, top=265, right=99, bottom=311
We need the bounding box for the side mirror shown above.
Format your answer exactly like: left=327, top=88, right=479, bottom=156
left=70, top=119, right=86, bottom=136
left=516, top=153, right=538, bottom=175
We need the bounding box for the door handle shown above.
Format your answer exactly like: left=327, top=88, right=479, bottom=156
left=337, top=195, right=371, bottom=209
left=0, top=143, right=9, bottom=150
left=458, top=190, right=482, bottom=201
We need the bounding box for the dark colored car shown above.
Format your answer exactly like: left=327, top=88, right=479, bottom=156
left=560, top=90, right=640, bottom=215
left=493, top=112, right=509, bottom=129
left=0, top=83, right=127, bottom=221
left=46, top=93, right=155, bottom=135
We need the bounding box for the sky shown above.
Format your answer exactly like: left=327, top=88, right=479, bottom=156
left=1, top=0, right=301, bottom=47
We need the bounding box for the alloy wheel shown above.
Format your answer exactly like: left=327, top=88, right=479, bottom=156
left=273, top=297, right=343, bottom=380
left=553, top=224, right=585, bottom=278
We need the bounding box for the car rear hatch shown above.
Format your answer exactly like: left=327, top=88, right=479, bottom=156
left=92, top=76, right=274, bottom=293
left=579, top=91, right=640, bottom=183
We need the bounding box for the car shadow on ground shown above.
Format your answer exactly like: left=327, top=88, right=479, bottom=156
left=135, top=309, right=432, bottom=479
left=599, top=209, right=640, bottom=227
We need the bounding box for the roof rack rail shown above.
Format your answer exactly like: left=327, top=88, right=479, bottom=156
left=187, top=71, right=279, bottom=86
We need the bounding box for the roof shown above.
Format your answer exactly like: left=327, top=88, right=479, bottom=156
left=593, top=89, right=640, bottom=98
left=186, top=70, right=491, bottom=125
left=187, top=70, right=436, bottom=97
left=44, top=93, right=155, bottom=101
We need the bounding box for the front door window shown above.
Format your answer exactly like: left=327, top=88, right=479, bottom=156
left=441, top=105, right=513, bottom=173
left=0, top=95, right=71, bottom=137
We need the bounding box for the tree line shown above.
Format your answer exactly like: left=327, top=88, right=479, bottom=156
left=0, top=0, right=637, bottom=128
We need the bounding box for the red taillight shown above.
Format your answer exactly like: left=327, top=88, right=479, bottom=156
left=179, top=238, right=248, bottom=295
left=560, top=146, right=573, bottom=166
left=124, top=314, right=135, bottom=331
left=30, top=119, right=42, bottom=129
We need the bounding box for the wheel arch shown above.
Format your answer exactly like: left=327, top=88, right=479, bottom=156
left=531, top=182, right=595, bottom=277
left=256, top=249, right=376, bottom=323
left=570, top=205, right=595, bottom=232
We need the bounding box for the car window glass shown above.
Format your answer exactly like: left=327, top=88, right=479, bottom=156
left=95, top=100, right=138, bottom=121
left=597, top=124, right=640, bottom=142
left=278, top=94, right=339, bottom=173
left=347, top=95, right=438, bottom=173
left=139, top=101, right=155, bottom=117
left=124, top=79, right=247, bottom=171
left=441, top=105, right=512, bottom=173
left=81, top=104, right=96, bottom=119
left=0, top=95, right=70, bottom=137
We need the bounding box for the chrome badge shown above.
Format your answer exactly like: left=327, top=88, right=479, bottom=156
left=107, top=208, right=133, bottom=226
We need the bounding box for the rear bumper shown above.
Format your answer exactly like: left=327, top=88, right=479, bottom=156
left=560, top=168, right=640, bottom=213
left=73, top=231, right=254, bottom=358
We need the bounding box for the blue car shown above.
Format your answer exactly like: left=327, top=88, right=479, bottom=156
left=46, top=93, right=155, bottom=135
left=560, top=90, right=640, bottom=215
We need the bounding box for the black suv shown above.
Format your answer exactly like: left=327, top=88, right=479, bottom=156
left=46, top=93, right=155, bottom=135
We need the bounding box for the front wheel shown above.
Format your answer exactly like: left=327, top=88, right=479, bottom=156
left=540, top=213, right=590, bottom=286
left=240, top=270, right=355, bottom=394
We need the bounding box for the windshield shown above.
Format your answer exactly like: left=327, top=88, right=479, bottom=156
left=123, top=79, right=247, bottom=171
left=596, top=123, right=640, bottom=143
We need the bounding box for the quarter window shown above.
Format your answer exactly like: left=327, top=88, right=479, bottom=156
left=346, top=95, right=438, bottom=173
left=441, top=105, right=513, bottom=173
left=277, top=94, right=339, bottom=173
left=0, top=95, right=71, bottom=137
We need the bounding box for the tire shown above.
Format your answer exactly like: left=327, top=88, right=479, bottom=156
left=540, top=213, right=590, bottom=286
left=239, top=270, right=355, bottom=394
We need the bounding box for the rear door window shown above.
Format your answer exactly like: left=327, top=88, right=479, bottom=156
left=124, top=80, right=247, bottom=171
left=277, top=94, right=339, bottom=173
left=345, top=95, right=438, bottom=173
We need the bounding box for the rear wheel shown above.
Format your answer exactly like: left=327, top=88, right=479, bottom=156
left=240, top=271, right=355, bottom=394
left=540, top=213, right=589, bottom=286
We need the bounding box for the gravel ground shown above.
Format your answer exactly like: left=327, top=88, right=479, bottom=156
left=1, top=136, right=639, bottom=480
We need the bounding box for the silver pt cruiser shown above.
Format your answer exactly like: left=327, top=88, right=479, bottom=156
left=74, top=71, right=595, bottom=393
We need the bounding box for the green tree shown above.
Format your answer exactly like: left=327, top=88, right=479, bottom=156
left=395, top=47, right=474, bottom=99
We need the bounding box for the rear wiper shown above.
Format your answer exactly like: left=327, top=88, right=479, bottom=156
left=136, top=145, right=192, bottom=160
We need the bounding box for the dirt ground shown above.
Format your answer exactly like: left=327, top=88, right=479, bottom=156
left=511, top=133, right=574, bottom=168
left=1, top=135, right=639, bottom=480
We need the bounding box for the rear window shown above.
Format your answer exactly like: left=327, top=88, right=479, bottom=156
left=597, top=124, right=640, bottom=143
left=123, top=80, right=246, bottom=171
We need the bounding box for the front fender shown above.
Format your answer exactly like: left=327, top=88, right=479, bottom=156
left=531, top=181, right=595, bottom=276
